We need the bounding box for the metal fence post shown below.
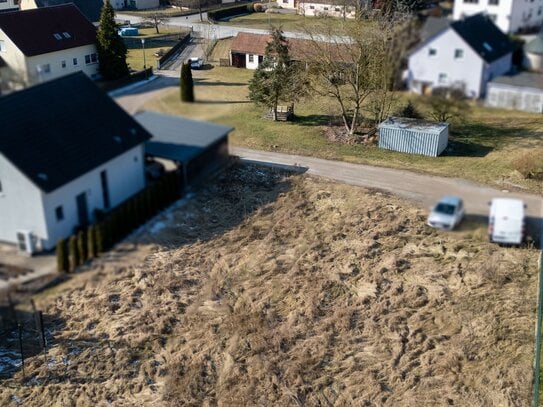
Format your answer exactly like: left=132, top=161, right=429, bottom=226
left=533, top=251, right=543, bottom=407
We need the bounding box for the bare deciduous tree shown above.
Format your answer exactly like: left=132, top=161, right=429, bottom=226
left=300, top=14, right=416, bottom=137
left=141, top=12, right=170, bottom=34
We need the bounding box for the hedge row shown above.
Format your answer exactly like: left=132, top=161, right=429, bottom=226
left=207, top=4, right=253, bottom=22
left=56, top=171, right=182, bottom=273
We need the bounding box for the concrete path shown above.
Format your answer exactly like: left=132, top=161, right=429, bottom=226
left=231, top=146, right=543, bottom=244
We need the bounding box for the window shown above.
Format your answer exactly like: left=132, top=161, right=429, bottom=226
left=283, top=0, right=288, bottom=3
left=62, top=32, right=71, bottom=39
left=73, top=58, right=78, bottom=66
left=37, top=64, right=50, bottom=74
left=324, top=6, right=329, bottom=10
left=488, top=0, right=498, bottom=4
left=53, top=33, right=62, bottom=40
left=61, top=60, right=66, bottom=68
left=428, top=48, right=437, bottom=57
left=55, top=206, right=64, bottom=221
left=85, top=53, right=98, bottom=64
left=0, top=40, right=5, bottom=52
left=309, top=4, right=315, bottom=8
left=438, top=73, right=447, bottom=84
left=454, top=49, right=464, bottom=59
left=248, top=54, right=254, bottom=63
left=0, top=180, right=2, bottom=193
left=463, top=0, right=478, bottom=3
left=335, top=7, right=340, bottom=11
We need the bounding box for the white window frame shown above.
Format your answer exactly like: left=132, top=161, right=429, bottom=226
left=248, top=54, right=254, bottom=63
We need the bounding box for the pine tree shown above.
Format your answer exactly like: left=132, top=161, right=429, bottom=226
left=180, top=62, right=194, bottom=102
left=248, top=28, right=305, bottom=120
left=56, top=239, right=69, bottom=273
left=97, top=1, right=129, bottom=80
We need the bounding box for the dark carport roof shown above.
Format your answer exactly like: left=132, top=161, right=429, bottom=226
left=135, top=111, right=232, bottom=164
left=0, top=72, right=152, bottom=193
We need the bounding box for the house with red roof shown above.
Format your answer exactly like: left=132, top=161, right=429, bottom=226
left=0, top=4, right=98, bottom=93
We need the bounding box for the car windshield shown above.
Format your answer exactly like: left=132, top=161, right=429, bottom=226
left=434, top=203, right=456, bottom=215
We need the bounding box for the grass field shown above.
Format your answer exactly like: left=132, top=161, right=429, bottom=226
left=125, top=28, right=182, bottom=70
left=143, top=63, right=543, bottom=193
left=221, top=11, right=366, bottom=32
left=0, top=165, right=537, bottom=405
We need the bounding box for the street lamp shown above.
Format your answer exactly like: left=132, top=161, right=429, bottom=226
left=141, top=38, right=148, bottom=79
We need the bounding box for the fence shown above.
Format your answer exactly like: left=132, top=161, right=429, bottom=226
left=0, top=294, right=48, bottom=381
left=533, top=251, right=543, bottom=406
left=157, top=33, right=192, bottom=69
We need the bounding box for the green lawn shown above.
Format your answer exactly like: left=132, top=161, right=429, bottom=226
left=125, top=28, right=183, bottom=70
left=220, top=12, right=366, bottom=32
left=143, top=65, right=543, bottom=194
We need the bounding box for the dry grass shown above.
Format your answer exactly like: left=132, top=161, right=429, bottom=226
left=0, top=164, right=538, bottom=406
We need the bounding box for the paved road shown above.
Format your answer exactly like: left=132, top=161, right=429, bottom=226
left=231, top=146, right=543, bottom=243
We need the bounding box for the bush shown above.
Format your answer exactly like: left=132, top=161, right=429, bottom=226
left=87, top=225, right=97, bottom=259
left=512, top=149, right=543, bottom=179
left=246, top=3, right=254, bottom=12
left=254, top=3, right=265, bottom=12
left=68, top=235, right=79, bottom=272
left=56, top=239, right=69, bottom=273
left=77, top=231, right=87, bottom=265
left=397, top=100, right=423, bottom=119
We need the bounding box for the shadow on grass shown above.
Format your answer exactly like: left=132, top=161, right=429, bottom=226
left=295, top=114, right=334, bottom=127
left=194, top=99, right=251, bottom=104
left=194, top=79, right=247, bottom=87
left=443, top=140, right=493, bottom=157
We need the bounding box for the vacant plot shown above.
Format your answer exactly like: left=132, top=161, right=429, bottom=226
left=0, top=164, right=538, bottom=406
left=142, top=64, right=543, bottom=194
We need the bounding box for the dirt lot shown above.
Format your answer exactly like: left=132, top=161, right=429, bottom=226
left=0, top=164, right=539, bottom=406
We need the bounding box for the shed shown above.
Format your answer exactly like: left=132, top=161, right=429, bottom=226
left=486, top=72, right=543, bottom=113
left=134, top=111, right=232, bottom=187
left=378, top=117, right=449, bottom=157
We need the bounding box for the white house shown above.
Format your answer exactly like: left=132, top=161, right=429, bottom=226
left=0, top=73, right=153, bottom=253
left=281, top=0, right=358, bottom=18
left=486, top=72, right=543, bottom=113
left=0, top=0, right=18, bottom=12
left=109, top=0, right=159, bottom=10
left=0, top=4, right=98, bottom=93
left=453, top=0, right=543, bottom=34
left=408, top=14, right=515, bottom=98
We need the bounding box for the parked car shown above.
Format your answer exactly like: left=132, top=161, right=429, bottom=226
left=189, top=57, right=203, bottom=69
left=427, top=196, right=465, bottom=230
left=488, top=198, right=526, bottom=245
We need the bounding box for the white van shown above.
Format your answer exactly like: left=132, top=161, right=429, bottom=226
left=488, top=198, right=526, bottom=245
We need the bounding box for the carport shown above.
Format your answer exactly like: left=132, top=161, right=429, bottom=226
left=135, top=111, right=232, bottom=188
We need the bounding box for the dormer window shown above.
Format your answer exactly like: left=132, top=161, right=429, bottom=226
left=53, top=33, right=62, bottom=40
left=62, top=32, right=71, bottom=39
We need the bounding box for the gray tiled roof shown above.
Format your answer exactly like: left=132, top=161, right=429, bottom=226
left=0, top=73, right=152, bottom=192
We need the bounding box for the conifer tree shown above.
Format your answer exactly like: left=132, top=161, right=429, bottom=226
left=180, top=62, right=195, bottom=102
left=97, top=1, right=129, bottom=80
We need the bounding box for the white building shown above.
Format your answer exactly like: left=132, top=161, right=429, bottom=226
left=109, top=0, right=159, bottom=10
left=0, top=73, right=152, bottom=253
left=0, top=4, right=98, bottom=93
left=408, top=14, right=515, bottom=98
left=453, top=0, right=543, bottom=34
left=0, top=0, right=18, bottom=12
left=486, top=72, right=543, bottom=113
left=281, top=0, right=358, bottom=18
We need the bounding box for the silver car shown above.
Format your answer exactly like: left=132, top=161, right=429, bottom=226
left=427, top=196, right=465, bottom=230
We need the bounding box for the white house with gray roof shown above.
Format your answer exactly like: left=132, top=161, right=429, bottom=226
left=486, top=72, right=543, bottom=113
left=0, top=73, right=152, bottom=253
left=408, top=14, right=515, bottom=98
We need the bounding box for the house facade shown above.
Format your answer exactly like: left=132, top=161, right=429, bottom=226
left=109, top=0, right=159, bottom=10
left=282, top=0, right=357, bottom=18
left=486, top=72, right=543, bottom=113
left=0, top=73, right=152, bottom=253
left=452, top=0, right=543, bottom=33
left=408, top=14, right=514, bottom=98
left=0, top=4, right=98, bottom=93
left=0, top=0, right=19, bottom=12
